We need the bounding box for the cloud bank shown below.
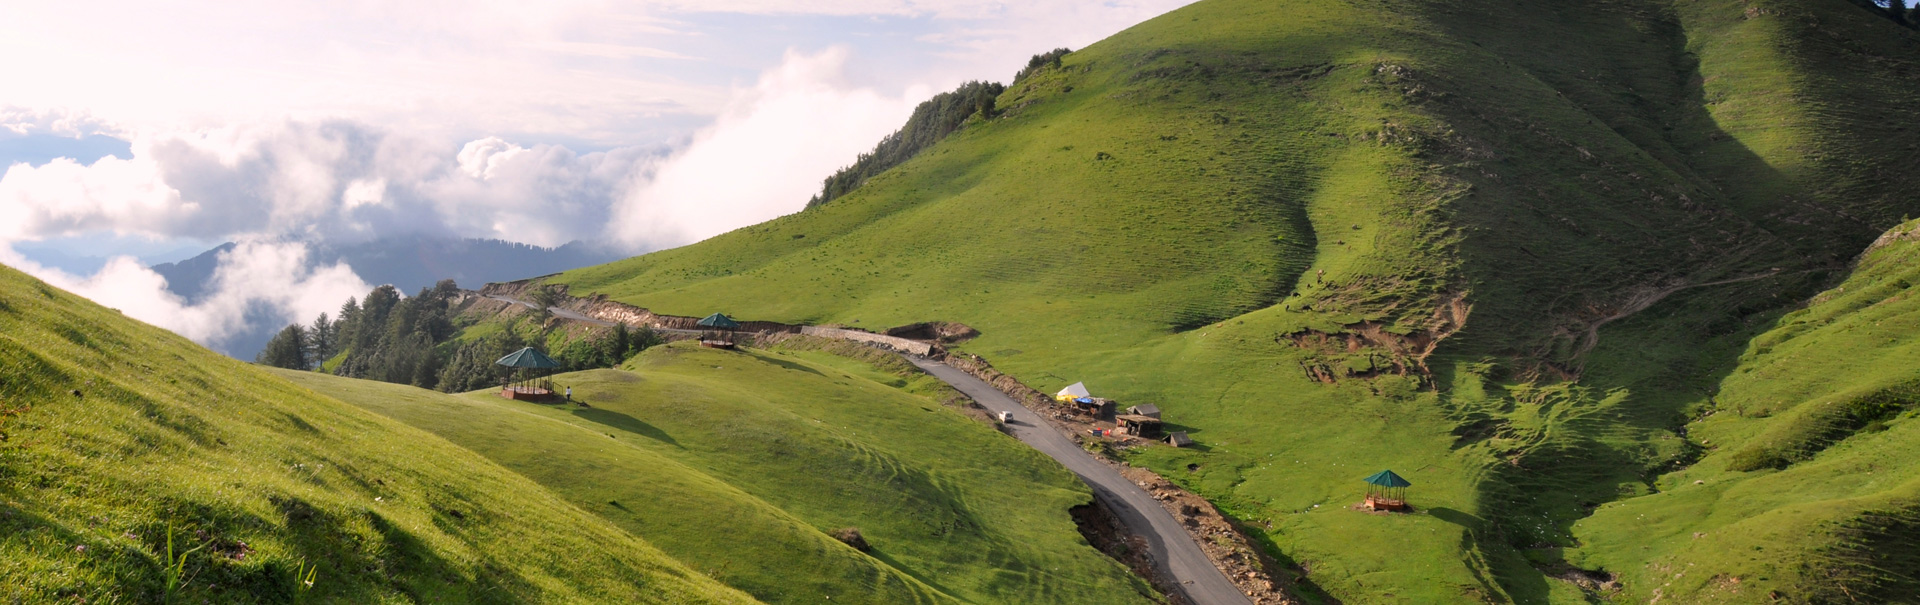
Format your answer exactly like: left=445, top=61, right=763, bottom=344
left=0, top=1, right=1200, bottom=355
left=615, top=47, right=921, bottom=246
left=0, top=240, right=369, bottom=351
left=0, top=48, right=923, bottom=353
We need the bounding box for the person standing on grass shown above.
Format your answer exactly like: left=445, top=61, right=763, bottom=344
left=566, top=386, right=572, bottom=402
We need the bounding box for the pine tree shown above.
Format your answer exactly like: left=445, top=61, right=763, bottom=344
left=528, top=285, right=561, bottom=321
left=306, top=312, right=336, bottom=364
left=257, top=324, right=309, bottom=369
left=334, top=297, right=361, bottom=357
left=974, top=88, right=997, bottom=119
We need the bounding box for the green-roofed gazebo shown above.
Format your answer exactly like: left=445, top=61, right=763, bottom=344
left=697, top=313, right=741, bottom=349
left=696, top=313, right=741, bottom=329
left=1363, top=470, right=1412, bottom=512
left=496, top=347, right=561, bottom=400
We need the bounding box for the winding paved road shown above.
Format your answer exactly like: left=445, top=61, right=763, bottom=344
left=910, top=358, right=1254, bottom=605
left=490, top=292, right=1251, bottom=603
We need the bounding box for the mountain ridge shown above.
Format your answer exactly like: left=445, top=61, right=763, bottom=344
left=547, top=0, right=1920, bottom=600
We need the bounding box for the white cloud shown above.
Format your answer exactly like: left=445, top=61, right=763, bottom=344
left=0, top=1, right=1196, bottom=145
left=0, top=107, right=121, bottom=139
left=0, top=1, right=716, bottom=144
left=613, top=47, right=923, bottom=248
left=1, top=240, right=369, bottom=352
left=0, top=155, right=183, bottom=241
left=0, top=0, right=1201, bottom=355
left=3, top=47, right=925, bottom=254
left=0, top=122, right=655, bottom=249
left=428, top=138, right=659, bottom=248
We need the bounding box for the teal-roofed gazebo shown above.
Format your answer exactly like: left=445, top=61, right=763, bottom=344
left=697, top=313, right=741, bottom=349
left=496, top=347, right=561, bottom=401
left=1363, top=470, right=1412, bottom=512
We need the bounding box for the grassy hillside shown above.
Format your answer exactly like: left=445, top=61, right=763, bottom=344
left=0, top=265, right=753, bottom=604
left=275, top=339, right=1158, bottom=605
left=1568, top=220, right=1920, bottom=603
left=549, top=0, right=1920, bottom=601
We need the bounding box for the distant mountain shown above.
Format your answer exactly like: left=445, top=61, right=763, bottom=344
left=152, top=235, right=623, bottom=357
left=152, top=236, right=622, bottom=304
left=147, top=242, right=238, bottom=303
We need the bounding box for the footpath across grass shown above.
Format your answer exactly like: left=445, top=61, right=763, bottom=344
left=277, top=340, right=1158, bottom=605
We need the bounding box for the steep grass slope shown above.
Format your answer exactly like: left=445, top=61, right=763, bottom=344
left=0, top=265, right=753, bottom=604
left=1569, top=220, right=1920, bottom=603
left=551, top=0, right=1920, bottom=601
left=276, top=340, right=1157, bottom=605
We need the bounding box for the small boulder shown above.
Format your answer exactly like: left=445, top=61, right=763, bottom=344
left=831, top=527, right=871, bottom=553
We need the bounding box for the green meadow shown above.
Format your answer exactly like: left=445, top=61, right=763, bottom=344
left=6, top=0, right=1920, bottom=601
left=550, top=0, right=1920, bottom=600
left=275, top=339, right=1157, bottom=605
left=0, top=264, right=753, bottom=604
left=1568, top=221, right=1920, bottom=603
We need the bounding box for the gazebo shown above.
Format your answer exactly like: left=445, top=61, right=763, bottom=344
left=697, top=313, right=741, bottom=349
left=496, top=347, right=561, bottom=401
left=1362, top=470, right=1412, bottom=512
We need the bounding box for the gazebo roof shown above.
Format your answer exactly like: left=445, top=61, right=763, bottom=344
left=495, top=347, right=561, bottom=369
left=697, top=313, right=741, bottom=329
left=1363, top=470, right=1411, bottom=488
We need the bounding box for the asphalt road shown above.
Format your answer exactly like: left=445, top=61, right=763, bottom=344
left=489, top=293, right=1251, bottom=603
left=910, top=358, right=1254, bottom=605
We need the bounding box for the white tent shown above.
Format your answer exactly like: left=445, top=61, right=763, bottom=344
left=1056, top=382, right=1091, bottom=400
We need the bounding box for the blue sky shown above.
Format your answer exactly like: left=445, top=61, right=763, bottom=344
left=0, top=0, right=1194, bottom=349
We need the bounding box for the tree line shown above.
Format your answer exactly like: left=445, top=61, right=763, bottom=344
left=805, top=48, right=1074, bottom=208
left=256, top=280, right=660, bottom=392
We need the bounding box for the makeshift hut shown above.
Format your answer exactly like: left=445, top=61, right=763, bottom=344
left=496, top=347, right=561, bottom=401
left=697, top=313, right=742, bottom=349
left=1166, top=431, right=1193, bottom=447
left=1116, top=414, right=1163, bottom=438
left=1068, top=397, right=1115, bottom=418
left=1055, top=382, right=1091, bottom=402
left=1127, top=404, right=1161, bottom=419
left=1362, top=470, right=1412, bottom=512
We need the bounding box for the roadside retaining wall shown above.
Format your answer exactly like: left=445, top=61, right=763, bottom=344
left=800, top=326, right=935, bottom=356
left=476, top=280, right=934, bottom=355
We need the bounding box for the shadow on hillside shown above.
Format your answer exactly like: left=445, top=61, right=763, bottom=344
left=572, top=407, right=680, bottom=447
left=270, top=494, right=537, bottom=602
left=745, top=351, right=827, bottom=377
left=1406, top=2, right=1880, bottom=600
left=1424, top=506, right=1477, bottom=529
